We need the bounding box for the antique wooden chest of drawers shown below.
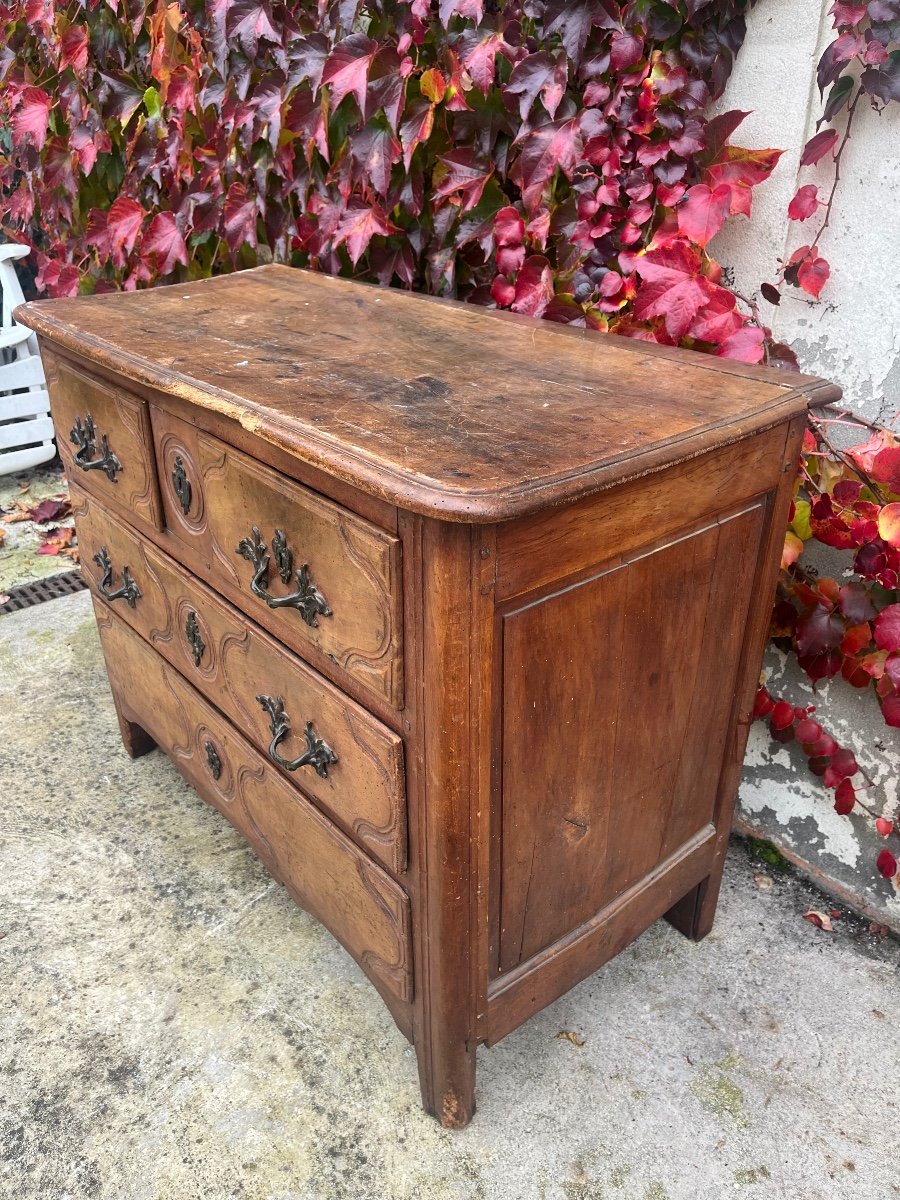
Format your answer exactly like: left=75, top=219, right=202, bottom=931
left=17, top=267, right=838, bottom=1127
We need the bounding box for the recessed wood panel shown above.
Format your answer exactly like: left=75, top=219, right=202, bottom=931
left=498, top=504, right=765, bottom=974
left=43, top=349, right=163, bottom=532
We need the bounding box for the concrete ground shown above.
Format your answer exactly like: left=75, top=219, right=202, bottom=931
left=0, top=461, right=76, bottom=595
left=1, top=592, right=898, bottom=1200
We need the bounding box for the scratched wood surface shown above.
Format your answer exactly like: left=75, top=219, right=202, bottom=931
left=17, top=265, right=838, bottom=521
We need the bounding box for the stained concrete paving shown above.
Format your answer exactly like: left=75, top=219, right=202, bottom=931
left=1, top=591, right=898, bottom=1200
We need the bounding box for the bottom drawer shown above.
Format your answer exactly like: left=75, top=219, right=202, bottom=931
left=93, top=603, right=413, bottom=1011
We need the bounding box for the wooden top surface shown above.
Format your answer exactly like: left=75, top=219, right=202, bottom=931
left=17, top=265, right=837, bottom=522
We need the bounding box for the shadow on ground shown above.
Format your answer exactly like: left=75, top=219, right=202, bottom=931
left=1, top=593, right=897, bottom=1200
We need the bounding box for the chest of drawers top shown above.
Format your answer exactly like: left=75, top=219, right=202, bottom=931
left=16, top=264, right=836, bottom=522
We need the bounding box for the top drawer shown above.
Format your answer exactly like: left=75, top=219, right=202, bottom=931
left=43, top=350, right=163, bottom=533
left=151, top=407, right=403, bottom=708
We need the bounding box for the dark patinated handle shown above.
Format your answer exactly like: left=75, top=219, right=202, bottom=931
left=257, top=694, right=337, bottom=779
left=93, top=547, right=141, bottom=608
left=70, top=414, right=122, bottom=482
left=235, top=527, right=331, bottom=628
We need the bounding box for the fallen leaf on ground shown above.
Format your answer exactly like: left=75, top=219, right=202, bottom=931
left=803, top=910, right=833, bottom=931
left=28, top=497, right=71, bottom=524
left=557, top=1030, right=586, bottom=1047
left=37, top=526, right=76, bottom=555
left=1, top=501, right=32, bottom=523
left=0, top=595, right=9, bottom=606
left=0, top=528, right=5, bottom=547
left=868, top=923, right=889, bottom=938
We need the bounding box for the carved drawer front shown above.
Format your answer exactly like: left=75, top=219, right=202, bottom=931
left=41, top=350, right=163, bottom=532
left=94, top=606, right=413, bottom=1007
left=72, top=485, right=407, bottom=875
left=149, top=408, right=403, bottom=708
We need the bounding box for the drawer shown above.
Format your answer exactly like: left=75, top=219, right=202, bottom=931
left=93, top=604, right=413, bottom=1008
left=72, top=486, right=407, bottom=875
left=150, top=407, right=403, bottom=708
left=42, top=349, right=163, bottom=532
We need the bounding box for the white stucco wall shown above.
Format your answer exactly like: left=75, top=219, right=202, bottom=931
left=713, top=0, right=900, bottom=423
left=713, top=0, right=900, bottom=922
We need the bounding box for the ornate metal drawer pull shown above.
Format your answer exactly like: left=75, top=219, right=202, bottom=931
left=235, top=527, right=331, bottom=628
left=93, top=546, right=141, bottom=608
left=185, top=610, right=205, bottom=666
left=171, top=456, right=192, bottom=515
left=204, top=740, right=222, bottom=780
left=70, top=414, right=122, bottom=482
left=257, top=695, right=337, bottom=779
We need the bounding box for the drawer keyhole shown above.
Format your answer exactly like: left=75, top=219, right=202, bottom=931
left=204, top=740, right=222, bottom=780
left=171, top=456, right=192, bottom=516
left=185, top=610, right=205, bottom=666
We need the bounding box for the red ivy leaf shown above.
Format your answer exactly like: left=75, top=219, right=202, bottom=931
left=223, top=182, right=257, bottom=253
left=881, top=694, right=900, bottom=728
left=876, top=849, right=898, bottom=880
left=871, top=447, right=900, bottom=492
left=434, top=148, right=494, bottom=211
left=677, top=184, right=732, bottom=248
left=332, top=199, right=397, bottom=265
left=106, top=195, right=146, bottom=265
left=789, top=245, right=830, bottom=298
left=877, top=503, right=900, bottom=549
left=142, top=212, right=189, bottom=275
left=631, top=241, right=716, bottom=340
left=788, top=184, right=820, bottom=221
left=321, top=35, right=379, bottom=115
left=511, top=254, right=554, bottom=318
left=874, top=604, right=900, bottom=653
left=834, top=778, right=856, bottom=814
left=797, top=606, right=844, bottom=657
left=60, top=25, right=89, bottom=75
left=717, top=324, right=766, bottom=364
left=11, top=86, right=52, bottom=150
left=800, top=128, right=839, bottom=166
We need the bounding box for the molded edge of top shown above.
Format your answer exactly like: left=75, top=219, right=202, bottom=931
left=15, top=276, right=841, bottom=524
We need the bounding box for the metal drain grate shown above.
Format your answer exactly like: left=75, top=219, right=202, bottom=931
left=0, top=570, right=88, bottom=615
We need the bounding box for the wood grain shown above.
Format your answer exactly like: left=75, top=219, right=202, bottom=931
left=43, top=348, right=163, bottom=532
left=95, top=605, right=414, bottom=1018
left=151, top=406, right=403, bottom=707
left=497, top=505, right=765, bottom=973
left=18, top=266, right=837, bottom=521
left=73, top=484, right=407, bottom=875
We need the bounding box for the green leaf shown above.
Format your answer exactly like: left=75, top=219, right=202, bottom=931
left=791, top=498, right=813, bottom=541
left=143, top=86, right=161, bottom=120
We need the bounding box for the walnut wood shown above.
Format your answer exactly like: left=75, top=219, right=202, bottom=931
left=94, top=605, right=413, bottom=1024
left=664, top=413, right=808, bottom=942
left=42, top=349, right=163, bottom=533
left=498, top=503, right=765, bottom=974
left=150, top=406, right=403, bottom=708
left=17, top=266, right=839, bottom=522
left=73, top=485, right=407, bottom=875
left=25, top=269, right=833, bottom=1127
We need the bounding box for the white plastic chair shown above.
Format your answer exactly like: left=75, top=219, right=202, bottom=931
left=0, top=243, right=56, bottom=475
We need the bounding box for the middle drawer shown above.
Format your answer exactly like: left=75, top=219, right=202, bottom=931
left=72, top=485, right=407, bottom=875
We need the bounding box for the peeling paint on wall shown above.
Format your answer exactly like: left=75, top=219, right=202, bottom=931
left=713, top=3, right=900, bottom=927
